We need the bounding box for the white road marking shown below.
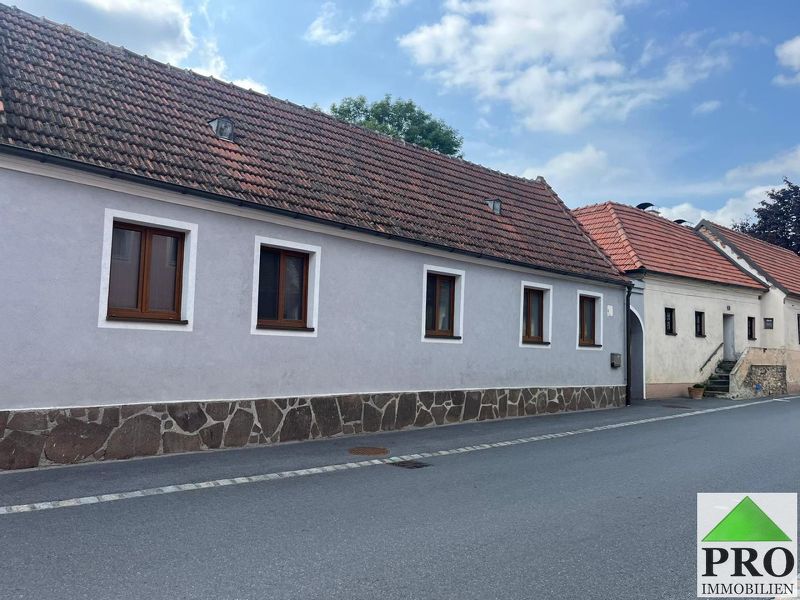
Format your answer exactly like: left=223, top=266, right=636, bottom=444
left=0, top=398, right=793, bottom=516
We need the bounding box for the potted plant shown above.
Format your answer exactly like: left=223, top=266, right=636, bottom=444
left=688, top=383, right=705, bottom=399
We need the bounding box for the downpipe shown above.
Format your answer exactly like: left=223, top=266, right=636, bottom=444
left=625, top=284, right=633, bottom=406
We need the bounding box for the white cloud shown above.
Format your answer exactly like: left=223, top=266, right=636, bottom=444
left=774, top=35, right=800, bottom=86
left=304, top=2, right=353, bottom=45
left=524, top=144, right=609, bottom=181
left=399, top=0, right=733, bottom=132
left=14, top=0, right=268, bottom=92
left=191, top=38, right=268, bottom=93
left=692, top=99, right=721, bottom=116
left=364, top=0, right=413, bottom=22
left=658, top=186, right=771, bottom=226
left=13, top=0, right=195, bottom=63
left=522, top=144, right=631, bottom=203
left=724, top=145, right=800, bottom=181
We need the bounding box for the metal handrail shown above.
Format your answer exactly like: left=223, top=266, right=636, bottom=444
left=699, top=342, right=724, bottom=373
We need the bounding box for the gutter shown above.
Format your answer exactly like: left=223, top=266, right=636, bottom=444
left=0, top=143, right=630, bottom=288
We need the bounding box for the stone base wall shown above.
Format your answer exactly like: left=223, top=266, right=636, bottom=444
left=730, top=347, right=800, bottom=398
left=0, top=385, right=625, bottom=470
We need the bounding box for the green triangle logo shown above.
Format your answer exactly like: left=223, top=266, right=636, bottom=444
left=703, top=496, right=791, bottom=542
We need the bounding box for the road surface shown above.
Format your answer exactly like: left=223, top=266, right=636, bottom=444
left=1, top=396, right=797, bottom=599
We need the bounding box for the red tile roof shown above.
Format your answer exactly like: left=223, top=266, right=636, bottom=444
left=698, top=220, right=800, bottom=298
left=573, top=202, right=765, bottom=290
left=0, top=5, right=625, bottom=285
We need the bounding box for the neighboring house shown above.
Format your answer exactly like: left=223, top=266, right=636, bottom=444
left=574, top=202, right=767, bottom=399
left=0, top=6, right=629, bottom=469
left=697, top=220, right=800, bottom=395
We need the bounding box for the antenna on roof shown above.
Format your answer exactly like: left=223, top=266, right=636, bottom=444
left=636, top=202, right=654, bottom=210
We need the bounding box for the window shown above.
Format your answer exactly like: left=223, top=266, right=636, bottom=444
left=797, top=314, right=800, bottom=344
left=425, top=273, right=456, bottom=337
left=665, top=307, right=676, bottom=335
left=748, top=316, right=757, bottom=341
left=578, top=295, right=597, bottom=346
left=522, top=288, right=545, bottom=344
left=107, top=222, right=184, bottom=322
left=257, top=247, right=310, bottom=330
left=694, top=311, right=705, bottom=337
left=764, top=317, right=774, bottom=330
left=421, top=265, right=464, bottom=343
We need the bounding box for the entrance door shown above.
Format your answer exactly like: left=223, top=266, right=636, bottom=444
left=722, top=314, right=736, bottom=360
left=628, top=308, right=645, bottom=400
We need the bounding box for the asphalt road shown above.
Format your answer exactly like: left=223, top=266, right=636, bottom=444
left=0, top=396, right=797, bottom=600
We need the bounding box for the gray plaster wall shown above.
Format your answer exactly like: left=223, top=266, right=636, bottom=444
left=0, top=167, right=627, bottom=410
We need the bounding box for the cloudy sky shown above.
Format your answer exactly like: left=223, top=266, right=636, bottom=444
left=12, top=0, right=800, bottom=225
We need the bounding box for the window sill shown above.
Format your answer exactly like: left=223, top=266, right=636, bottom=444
left=665, top=332, right=678, bottom=336
left=747, top=337, right=757, bottom=341
left=106, top=316, right=188, bottom=325
left=257, top=323, right=315, bottom=332
left=695, top=334, right=706, bottom=338
left=522, top=340, right=551, bottom=346
left=578, top=343, right=602, bottom=348
left=425, top=334, right=462, bottom=340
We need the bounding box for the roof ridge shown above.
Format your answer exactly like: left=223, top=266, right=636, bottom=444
left=604, top=203, right=644, bottom=270
left=700, top=219, right=800, bottom=258
left=0, top=3, right=545, bottom=192
left=543, top=185, right=626, bottom=279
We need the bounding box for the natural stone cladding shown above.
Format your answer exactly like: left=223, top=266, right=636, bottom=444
left=0, top=386, right=625, bottom=470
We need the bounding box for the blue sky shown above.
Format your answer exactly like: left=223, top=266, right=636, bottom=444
left=12, top=0, right=800, bottom=224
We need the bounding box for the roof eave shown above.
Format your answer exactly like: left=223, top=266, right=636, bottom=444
left=639, top=269, right=768, bottom=292
left=0, top=143, right=630, bottom=287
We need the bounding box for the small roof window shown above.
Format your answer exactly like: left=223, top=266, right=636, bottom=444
left=209, top=117, right=235, bottom=141
left=486, top=199, right=502, bottom=215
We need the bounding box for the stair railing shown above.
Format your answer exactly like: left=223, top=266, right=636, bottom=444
left=699, top=342, right=724, bottom=373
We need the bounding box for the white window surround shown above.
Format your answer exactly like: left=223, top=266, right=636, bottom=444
left=576, top=289, right=604, bottom=350
left=98, top=208, right=198, bottom=331
left=251, top=235, right=321, bottom=337
left=519, top=281, right=553, bottom=349
left=421, top=264, right=465, bottom=344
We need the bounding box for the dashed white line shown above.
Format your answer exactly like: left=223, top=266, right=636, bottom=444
left=0, top=397, right=792, bottom=516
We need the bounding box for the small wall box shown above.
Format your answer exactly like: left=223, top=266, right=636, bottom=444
left=610, top=353, right=622, bottom=368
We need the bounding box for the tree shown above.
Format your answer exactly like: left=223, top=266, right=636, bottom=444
left=733, top=179, right=800, bottom=254
left=329, top=95, right=463, bottom=157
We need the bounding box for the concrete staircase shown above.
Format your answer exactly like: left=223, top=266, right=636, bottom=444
left=705, top=360, right=737, bottom=396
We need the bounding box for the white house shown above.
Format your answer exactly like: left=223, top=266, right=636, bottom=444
left=0, top=6, right=630, bottom=469
left=697, top=220, right=800, bottom=396
left=574, top=203, right=767, bottom=399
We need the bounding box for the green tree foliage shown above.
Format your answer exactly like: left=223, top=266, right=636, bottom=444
left=329, top=95, right=463, bottom=157
left=734, top=179, right=800, bottom=254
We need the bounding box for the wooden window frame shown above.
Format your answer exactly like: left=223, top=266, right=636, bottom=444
left=578, top=295, right=598, bottom=347
left=664, top=307, right=677, bottom=336
left=748, top=316, right=757, bottom=341
left=425, top=273, right=458, bottom=338
left=522, top=287, right=546, bottom=344
left=256, top=247, right=311, bottom=331
left=107, top=222, right=185, bottom=323
left=694, top=311, right=706, bottom=337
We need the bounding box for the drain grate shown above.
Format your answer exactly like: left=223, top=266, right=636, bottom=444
left=348, top=446, right=389, bottom=456
left=388, top=460, right=430, bottom=469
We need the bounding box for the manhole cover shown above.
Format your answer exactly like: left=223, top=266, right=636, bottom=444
left=348, top=446, right=389, bottom=456
left=388, top=460, right=430, bottom=469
